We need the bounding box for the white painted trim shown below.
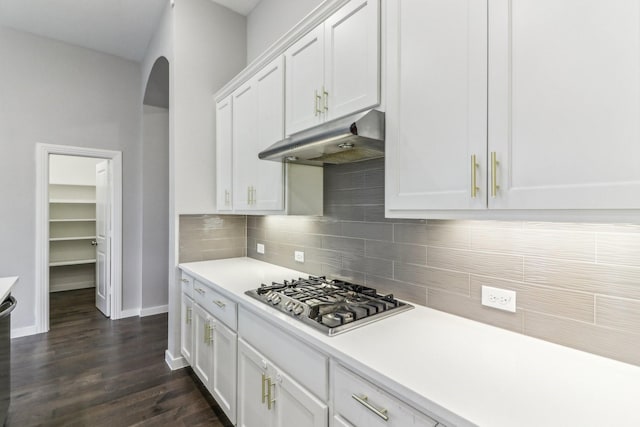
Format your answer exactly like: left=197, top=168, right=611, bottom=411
left=35, top=143, right=124, bottom=335
left=165, top=349, right=189, bottom=370
left=50, top=282, right=95, bottom=293
left=119, top=308, right=141, bottom=319
left=11, top=325, right=39, bottom=339
left=140, top=305, right=169, bottom=317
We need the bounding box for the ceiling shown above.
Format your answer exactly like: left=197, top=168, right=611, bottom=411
left=0, top=0, right=261, bottom=62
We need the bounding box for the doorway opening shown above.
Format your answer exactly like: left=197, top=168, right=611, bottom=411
left=36, top=144, right=123, bottom=333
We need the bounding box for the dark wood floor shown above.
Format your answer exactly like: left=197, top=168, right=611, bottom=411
left=8, top=289, right=233, bottom=426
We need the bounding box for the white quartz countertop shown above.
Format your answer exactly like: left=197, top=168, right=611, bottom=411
left=180, top=258, right=640, bottom=427
left=0, top=276, right=18, bottom=304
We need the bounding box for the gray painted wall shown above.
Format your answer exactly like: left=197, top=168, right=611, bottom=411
left=0, top=25, right=143, bottom=330
left=246, top=0, right=323, bottom=62
left=142, top=105, right=169, bottom=311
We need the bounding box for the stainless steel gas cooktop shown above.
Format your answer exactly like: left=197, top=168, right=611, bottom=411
left=245, top=276, right=413, bottom=336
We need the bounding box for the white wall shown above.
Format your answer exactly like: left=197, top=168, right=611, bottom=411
left=173, top=0, right=247, bottom=214
left=49, top=155, right=102, bottom=185
left=246, top=0, right=324, bottom=62
left=141, top=105, right=169, bottom=313
left=0, top=25, right=143, bottom=331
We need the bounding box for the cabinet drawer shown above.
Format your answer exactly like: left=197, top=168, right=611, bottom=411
left=239, top=307, right=328, bottom=400
left=332, top=363, right=438, bottom=427
left=180, top=272, right=194, bottom=298
left=193, top=280, right=238, bottom=330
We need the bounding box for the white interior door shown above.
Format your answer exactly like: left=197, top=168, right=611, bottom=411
left=95, top=160, right=111, bottom=316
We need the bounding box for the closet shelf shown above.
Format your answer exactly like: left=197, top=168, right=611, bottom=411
left=49, top=199, right=96, bottom=204
left=50, top=259, right=96, bottom=267
left=50, top=218, right=96, bottom=223
left=49, top=236, right=96, bottom=242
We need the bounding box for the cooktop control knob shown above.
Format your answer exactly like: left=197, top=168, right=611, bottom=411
left=285, top=301, right=295, bottom=311
left=293, top=304, right=304, bottom=315
left=271, top=295, right=281, bottom=305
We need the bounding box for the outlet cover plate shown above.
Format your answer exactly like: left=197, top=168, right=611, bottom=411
left=256, top=243, right=265, bottom=254
left=481, top=285, right=516, bottom=312
left=294, top=250, right=304, bottom=263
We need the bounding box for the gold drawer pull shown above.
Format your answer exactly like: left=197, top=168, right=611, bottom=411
left=490, top=151, right=500, bottom=198
left=471, top=154, right=479, bottom=198
left=352, top=394, right=389, bottom=421
left=195, top=288, right=205, bottom=295
left=213, top=300, right=226, bottom=308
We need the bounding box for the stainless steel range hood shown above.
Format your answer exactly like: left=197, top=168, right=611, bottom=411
left=258, top=109, right=384, bottom=166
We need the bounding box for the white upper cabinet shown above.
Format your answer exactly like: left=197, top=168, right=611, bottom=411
left=385, top=0, right=488, bottom=212
left=387, top=0, right=640, bottom=216
left=285, top=0, right=380, bottom=136
left=324, top=0, right=380, bottom=121
left=231, top=56, right=285, bottom=212
left=216, top=95, right=233, bottom=211
left=488, top=0, right=640, bottom=209
left=285, top=26, right=325, bottom=135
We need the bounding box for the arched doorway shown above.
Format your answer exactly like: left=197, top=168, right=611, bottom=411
left=141, top=57, right=170, bottom=314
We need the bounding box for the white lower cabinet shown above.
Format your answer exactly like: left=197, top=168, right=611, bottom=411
left=181, top=275, right=238, bottom=425
left=238, top=338, right=328, bottom=427
left=331, top=362, right=440, bottom=427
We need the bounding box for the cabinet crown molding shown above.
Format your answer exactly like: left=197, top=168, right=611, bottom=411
left=214, top=0, right=350, bottom=103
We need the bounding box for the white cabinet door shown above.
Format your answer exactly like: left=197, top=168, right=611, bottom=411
left=232, top=57, right=285, bottom=212
left=211, top=319, right=238, bottom=425
left=216, top=96, right=233, bottom=211
left=285, top=25, right=325, bottom=135
left=180, top=294, right=194, bottom=365
left=232, top=80, right=258, bottom=211
left=385, top=0, right=488, bottom=212
left=273, top=367, right=328, bottom=427
left=238, top=339, right=273, bottom=427
left=324, top=0, right=380, bottom=121
left=254, top=57, right=285, bottom=211
left=488, top=0, right=640, bottom=209
left=192, top=304, right=213, bottom=385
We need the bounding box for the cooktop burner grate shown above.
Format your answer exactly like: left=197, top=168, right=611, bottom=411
left=245, top=276, right=413, bottom=336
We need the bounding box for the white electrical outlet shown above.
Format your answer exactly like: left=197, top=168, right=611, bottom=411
left=294, top=250, right=305, bottom=263
left=481, top=285, right=516, bottom=312
left=256, top=243, right=265, bottom=254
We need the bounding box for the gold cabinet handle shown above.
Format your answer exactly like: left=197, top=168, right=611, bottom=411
left=252, top=187, right=256, bottom=205
left=224, top=189, right=230, bottom=205
left=352, top=394, right=389, bottom=421
left=471, top=154, right=480, bottom=198
left=204, top=322, right=210, bottom=343
left=267, top=377, right=275, bottom=410
left=261, top=373, right=268, bottom=404
left=323, top=87, right=329, bottom=112
left=314, top=90, right=323, bottom=116
left=195, top=288, right=205, bottom=295
left=213, top=300, right=226, bottom=309
left=181, top=278, right=189, bottom=283
left=185, top=307, right=189, bottom=324
left=208, top=323, right=215, bottom=344
left=188, top=308, right=192, bottom=324
left=247, top=187, right=251, bottom=204
left=490, top=151, right=500, bottom=198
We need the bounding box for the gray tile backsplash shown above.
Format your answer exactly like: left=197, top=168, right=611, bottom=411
left=179, top=214, right=246, bottom=263
left=182, top=158, right=640, bottom=366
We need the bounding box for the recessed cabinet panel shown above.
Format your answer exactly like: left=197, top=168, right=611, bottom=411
left=238, top=338, right=274, bottom=427
left=285, top=26, right=325, bottom=136
left=385, top=0, right=488, bottom=212
left=488, top=0, right=640, bottom=209
left=211, top=320, right=238, bottom=424
left=216, top=96, right=233, bottom=211
left=181, top=294, right=194, bottom=364
left=325, top=0, right=380, bottom=121
left=232, top=81, right=258, bottom=211
left=274, top=367, right=328, bottom=427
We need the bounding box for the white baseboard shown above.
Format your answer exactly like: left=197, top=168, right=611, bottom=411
left=50, top=281, right=95, bottom=293
left=11, top=325, right=39, bottom=338
left=119, top=308, right=140, bottom=318
left=165, top=349, right=189, bottom=370
left=140, top=304, right=168, bottom=317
